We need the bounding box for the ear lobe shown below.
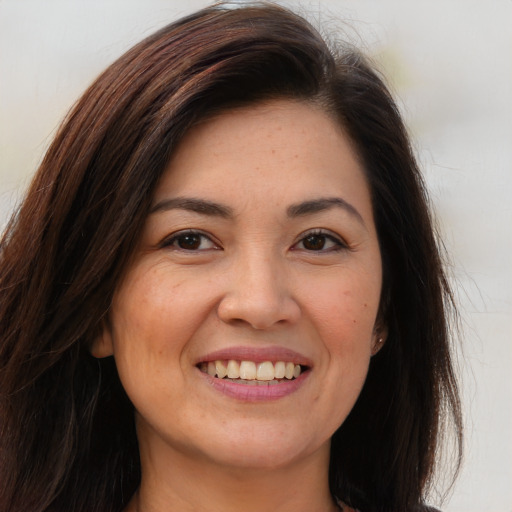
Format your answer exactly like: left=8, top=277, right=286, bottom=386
left=89, top=322, right=114, bottom=358
left=371, top=324, right=388, bottom=356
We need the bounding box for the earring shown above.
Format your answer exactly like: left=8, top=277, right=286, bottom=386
left=371, top=336, right=384, bottom=355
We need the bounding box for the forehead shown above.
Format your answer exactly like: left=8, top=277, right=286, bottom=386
left=153, top=100, right=372, bottom=220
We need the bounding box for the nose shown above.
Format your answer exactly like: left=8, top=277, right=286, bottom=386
left=217, top=252, right=301, bottom=330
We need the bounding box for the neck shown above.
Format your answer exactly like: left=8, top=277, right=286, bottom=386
left=126, top=435, right=338, bottom=512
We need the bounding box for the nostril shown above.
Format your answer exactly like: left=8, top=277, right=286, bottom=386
left=216, top=269, right=301, bottom=329
left=217, top=297, right=301, bottom=330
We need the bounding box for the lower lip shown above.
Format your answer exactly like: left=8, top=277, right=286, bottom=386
left=199, top=370, right=309, bottom=402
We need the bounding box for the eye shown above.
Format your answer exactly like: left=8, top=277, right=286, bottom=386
left=293, top=230, right=346, bottom=252
left=161, top=230, right=219, bottom=251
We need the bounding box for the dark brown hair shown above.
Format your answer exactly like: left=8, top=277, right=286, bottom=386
left=0, top=3, right=462, bottom=511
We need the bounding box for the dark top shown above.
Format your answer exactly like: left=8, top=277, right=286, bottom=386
left=337, top=499, right=441, bottom=512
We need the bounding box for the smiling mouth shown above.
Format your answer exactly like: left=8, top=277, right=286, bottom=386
left=198, top=360, right=307, bottom=384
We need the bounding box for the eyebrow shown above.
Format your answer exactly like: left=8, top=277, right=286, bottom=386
left=287, top=197, right=365, bottom=226
left=149, top=197, right=233, bottom=218
left=150, top=195, right=365, bottom=226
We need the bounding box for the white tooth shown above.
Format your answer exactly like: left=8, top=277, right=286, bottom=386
left=207, top=361, right=216, bottom=376
left=274, top=361, right=286, bottom=379
left=256, top=361, right=275, bottom=381
left=227, top=360, right=240, bottom=379
left=215, top=360, right=228, bottom=379
left=285, top=362, right=295, bottom=379
left=200, top=362, right=208, bottom=373
left=293, top=364, right=301, bottom=378
left=239, top=361, right=257, bottom=380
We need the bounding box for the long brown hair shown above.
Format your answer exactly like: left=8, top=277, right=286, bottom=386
left=0, top=3, right=462, bottom=511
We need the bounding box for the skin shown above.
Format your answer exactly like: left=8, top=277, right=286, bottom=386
left=93, top=100, right=384, bottom=512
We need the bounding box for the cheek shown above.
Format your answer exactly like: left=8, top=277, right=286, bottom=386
left=108, top=269, right=193, bottom=378
left=108, top=266, right=225, bottom=400
left=107, top=271, right=199, bottom=413
left=112, top=265, right=209, bottom=342
left=301, top=274, right=379, bottom=428
left=307, top=273, right=380, bottom=348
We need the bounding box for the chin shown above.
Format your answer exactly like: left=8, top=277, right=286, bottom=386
left=202, top=425, right=328, bottom=471
left=211, top=447, right=305, bottom=471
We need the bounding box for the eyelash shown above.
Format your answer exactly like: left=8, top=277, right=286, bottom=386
left=160, top=229, right=347, bottom=253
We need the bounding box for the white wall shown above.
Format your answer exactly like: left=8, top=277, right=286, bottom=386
left=1, top=1, right=511, bottom=510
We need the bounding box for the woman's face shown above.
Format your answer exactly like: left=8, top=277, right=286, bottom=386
left=96, top=100, right=383, bottom=473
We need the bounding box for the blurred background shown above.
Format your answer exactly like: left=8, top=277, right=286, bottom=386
left=1, top=1, right=510, bottom=510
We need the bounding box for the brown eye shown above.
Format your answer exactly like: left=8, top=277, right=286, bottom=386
left=162, top=231, right=218, bottom=251
left=177, top=234, right=202, bottom=250
left=293, top=230, right=345, bottom=252
left=303, top=234, right=327, bottom=251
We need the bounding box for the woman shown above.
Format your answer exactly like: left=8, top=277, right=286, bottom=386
left=0, top=3, right=462, bottom=512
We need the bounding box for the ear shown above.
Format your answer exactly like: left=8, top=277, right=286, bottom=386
left=89, top=321, right=114, bottom=358
left=371, top=322, right=388, bottom=356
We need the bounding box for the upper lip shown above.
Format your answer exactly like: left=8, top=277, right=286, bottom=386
left=196, top=346, right=313, bottom=367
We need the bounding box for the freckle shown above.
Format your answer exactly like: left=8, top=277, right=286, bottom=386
left=353, top=320, right=356, bottom=323
left=364, top=303, right=368, bottom=307
left=271, top=149, right=275, bottom=154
